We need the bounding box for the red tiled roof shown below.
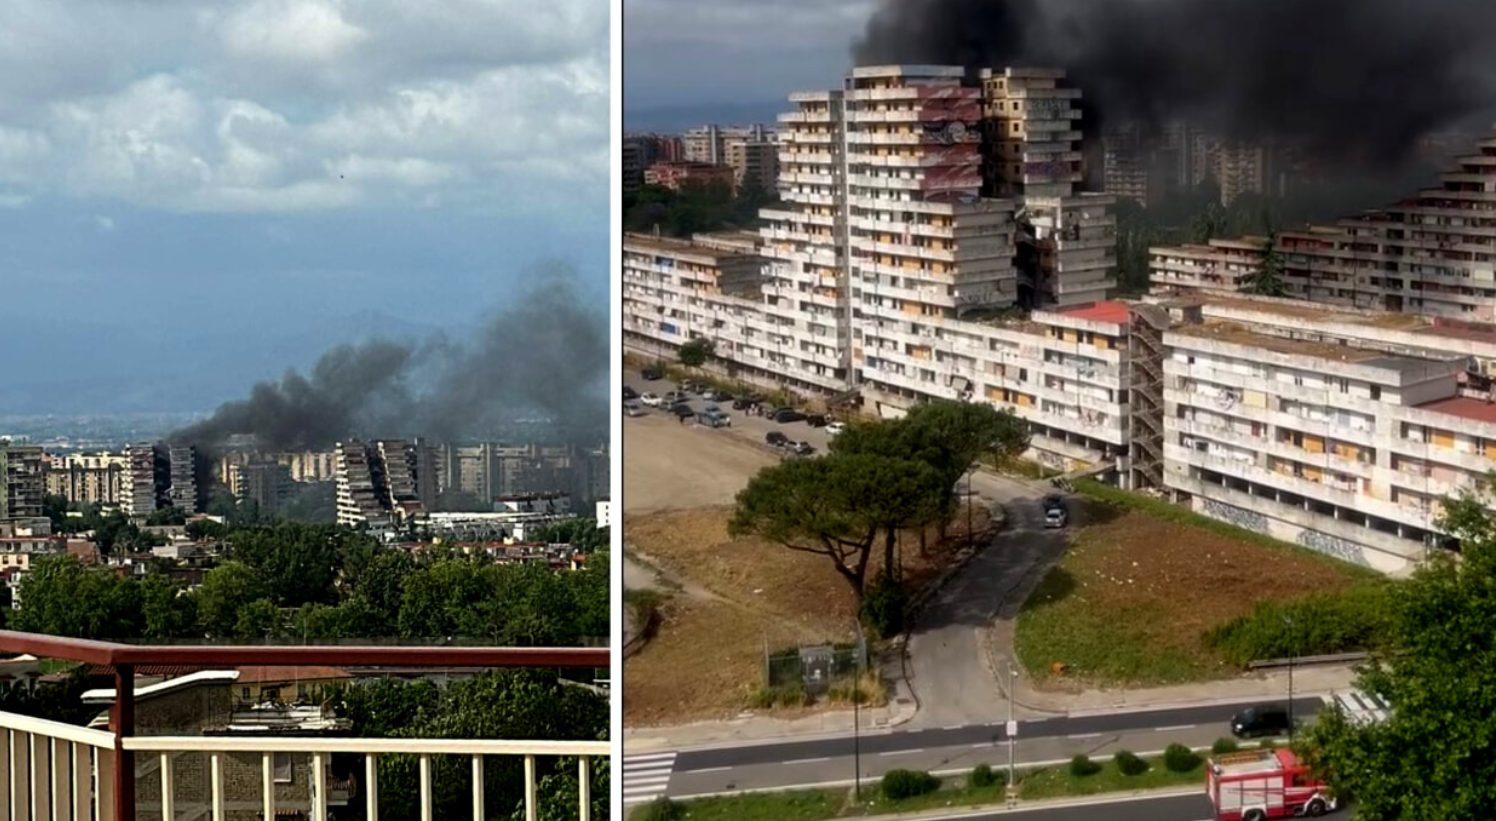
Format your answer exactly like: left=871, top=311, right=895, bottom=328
left=237, top=665, right=353, bottom=684
left=88, top=665, right=205, bottom=678
left=1417, top=395, right=1496, bottom=424
left=1058, top=300, right=1131, bottom=325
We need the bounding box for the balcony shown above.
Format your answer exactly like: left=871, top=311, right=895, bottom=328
left=0, top=632, right=609, bottom=821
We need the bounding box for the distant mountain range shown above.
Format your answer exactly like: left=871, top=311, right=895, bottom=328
left=625, top=100, right=787, bottom=134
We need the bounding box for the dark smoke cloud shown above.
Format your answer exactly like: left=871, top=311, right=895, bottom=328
left=173, top=263, right=607, bottom=451
left=855, top=0, right=1496, bottom=166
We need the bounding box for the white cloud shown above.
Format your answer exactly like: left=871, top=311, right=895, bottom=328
left=0, top=0, right=606, bottom=215
left=0, top=192, right=30, bottom=208
left=221, top=0, right=369, bottom=63
left=93, top=215, right=115, bottom=232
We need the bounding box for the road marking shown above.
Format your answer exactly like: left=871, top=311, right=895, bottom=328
left=1066, top=732, right=1103, bottom=739
left=623, top=752, right=677, bottom=805
left=683, top=766, right=731, bottom=774
left=1154, top=724, right=1197, bottom=732
left=879, top=748, right=924, bottom=756
left=943, top=724, right=965, bottom=730
left=783, top=757, right=830, bottom=765
left=971, top=742, right=995, bottom=749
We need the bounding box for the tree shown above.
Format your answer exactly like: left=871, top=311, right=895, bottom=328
left=1247, top=233, right=1287, bottom=296
left=730, top=453, right=946, bottom=601
left=42, top=494, right=70, bottom=531
left=533, top=518, right=607, bottom=553
left=678, top=338, right=713, bottom=370
left=194, top=561, right=270, bottom=638
left=1298, top=476, right=1496, bottom=819
left=12, top=556, right=144, bottom=639
left=140, top=573, right=198, bottom=640
left=227, top=522, right=376, bottom=607
left=233, top=598, right=284, bottom=641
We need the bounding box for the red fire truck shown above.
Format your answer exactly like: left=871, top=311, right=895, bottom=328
left=1207, top=748, right=1337, bottom=820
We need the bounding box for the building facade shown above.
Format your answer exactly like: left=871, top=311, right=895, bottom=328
left=1149, top=237, right=1270, bottom=294
left=44, top=452, right=125, bottom=507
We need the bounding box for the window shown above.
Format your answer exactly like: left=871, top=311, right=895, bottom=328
left=274, top=752, right=294, bottom=783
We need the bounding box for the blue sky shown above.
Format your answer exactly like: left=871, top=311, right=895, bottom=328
left=0, top=0, right=607, bottom=414
left=623, top=0, right=872, bottom=127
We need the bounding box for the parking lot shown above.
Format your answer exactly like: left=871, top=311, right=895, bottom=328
left=624, top=369, right=837, bottom=460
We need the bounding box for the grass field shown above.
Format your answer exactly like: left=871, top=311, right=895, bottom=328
left=1015, top=490, right=1378, bottom=688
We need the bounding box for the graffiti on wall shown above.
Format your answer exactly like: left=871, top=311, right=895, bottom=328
left=1296, top=530, right=1370, bottom=567
left=1200, top=499, right=1268, bottom=534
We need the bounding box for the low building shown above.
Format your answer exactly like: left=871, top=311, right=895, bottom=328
left=1149, top=237, right=1270, bottom=294
left=643, top=161, right=735, bottom=192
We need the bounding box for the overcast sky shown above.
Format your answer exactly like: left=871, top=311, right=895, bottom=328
left=0, top=0, right=607, bottom=415
left=624, top=0, right=872, bottom=121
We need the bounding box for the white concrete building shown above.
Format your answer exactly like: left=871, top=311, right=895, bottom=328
left=1150, top=238, right=1270, bottom=294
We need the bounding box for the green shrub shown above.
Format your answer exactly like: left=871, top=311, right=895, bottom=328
left=970, top=763, right=1002, bottom=788
left=1164, top=743, right=1202, bottom=773
left=1114, top=750, right=1149, bottom=776
left=1258, top=739, right=1277, bottom=751
left=860, top=574, right=907, bottom=638
left=634, top=796, right=685, bottom=821
left=1069, top=754, right=1102, bottom=777
left=881, top=769, right=940, bottom=800
left=748, top=684, right=811, bottom=709
left=1212, top=737, right=1240, bottom=755
left=1205, top=584, right=1395, bottom=665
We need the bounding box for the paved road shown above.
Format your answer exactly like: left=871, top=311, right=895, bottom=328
left=927, top=793, right=1212, bottom=821
left=903, top=468, right=1064, bottom=728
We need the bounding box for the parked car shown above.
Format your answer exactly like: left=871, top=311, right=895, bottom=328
left=765, top=431, right=790, bottom=448
left=805, top=414, right=828, bottom=428
left=1042, top=494, right=1068, bottom=529
left=1231, top=705, right=1293, bottom=739
left=639, top=392, right=662, bottom=407
left=791, top=441, right=816, bottom=456
left=623, top=385, right=639, bottom=400
left=701, top=389, right=728, bottom=402
left=698, top=409, right=732, bottom=428
left=734, top=394, right=765, bottom=410
left=663, top=390, right=689, bottom=404
left=624, top=400, right=646, bottom=417
left=771, top=408, right=807, bottom=424
left=825, top=421, right=846, bottom=436
left=641, top=366, right=664, bottom=381
left=670, top=402, right=695, bottom=418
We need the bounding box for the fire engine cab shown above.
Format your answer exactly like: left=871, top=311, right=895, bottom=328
left=1207, top=748, right=1336, bottom=820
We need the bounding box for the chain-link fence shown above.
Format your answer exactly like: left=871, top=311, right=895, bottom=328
left=764, top=640, right=867, bottom=694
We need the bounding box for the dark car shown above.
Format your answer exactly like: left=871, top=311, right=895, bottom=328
left=1231, top=705, right=1292, bottom=739
left=791, top=441, right=816, bottom=456
left=670, top=402, right=695, bottom=418
left=765, top=431, right=790, bottom=447
left=732, top=397, right=757, bottom=410
left=623, top=385, right=639, bottom=400
left=805, top=414, right=828, bottom=428
left=771, top=408, right=807, bottom=424
left=641, top=366, right=664, bottom=381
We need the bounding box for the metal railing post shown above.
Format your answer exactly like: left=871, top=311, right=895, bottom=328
left=110, top=664, right=135, bottom=821
left=471, top=755, right=485, bottom=820
left=365, top=754, right=379, bottom=820
left=578, top=756, right=591, bottom=821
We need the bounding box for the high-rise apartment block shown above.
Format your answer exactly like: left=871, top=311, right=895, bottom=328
left=230, top=461, right=294, bottom=516
left=122, top=445, right=158, bottom=517
left=45, top=452, right=126, bottom=507
left=683, top=124, right=769, bottom=165
left=334, top=440, right=434, bottom=533
left=0, top=445, right=45, bottom=521
left=1149, top=237, right=1270, bottom=294
left=166, top=445, right=197, bottom=512
left=725, top=138, right=779, bottom=194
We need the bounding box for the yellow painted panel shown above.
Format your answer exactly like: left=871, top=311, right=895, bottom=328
left=1485, top=440, right=1496, bottom=459
left=1431, top=429, right=1455, bottom=448
left=1334, top=442, right=1360, bottom=459
left=1016, top=393, right=1034, bottom=407
left=911, top=346, right=932, bottom=360
left=1243, top=391, right=1266, bottom=409
left=1303, top=435, right=1325, bottom=454
left=1302, top=466, right=1323, bottom=482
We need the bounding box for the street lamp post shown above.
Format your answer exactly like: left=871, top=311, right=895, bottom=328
left=853, top=624, right=865, bottom=802
left=967, top=463, right=976, bottom=552
left=1006, top=662, right=1018, bottom=798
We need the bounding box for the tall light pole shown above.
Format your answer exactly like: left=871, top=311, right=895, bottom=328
left=967, top=463, right=976, bottom=552
left=853, top=621, right=865, bottom=802
left=1006, top=662, right=1018, bottom=798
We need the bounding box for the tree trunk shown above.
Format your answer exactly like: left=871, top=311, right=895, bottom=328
left=883, top=528, right=898, bottom=583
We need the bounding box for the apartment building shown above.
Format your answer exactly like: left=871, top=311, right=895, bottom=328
left=644, top=161, right=735, bottom=191
left=122, top=444, right=158, bottom=517
left=166, top=445, right=197, bottom=512
left=1276, top=127, right=1496, bottom=318
left=623, top=138, right=644, bottom=195
left=334, top=441, right=392, bottom=533
left=44, top=452, right=125, bottom=507
left=980, top=68, right=1117, bottom=307
left=0, top=445, right=45, bottom=521
left=229, top=460, right=294, bottom=515
left=1149, top=237, right=1270, bottom=294
left=726, top=137, right=779, bottom=193
left=683, top=124, right=770, bottom=165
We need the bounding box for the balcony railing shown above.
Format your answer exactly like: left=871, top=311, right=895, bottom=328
left=0, top=631, right=610, bottom=821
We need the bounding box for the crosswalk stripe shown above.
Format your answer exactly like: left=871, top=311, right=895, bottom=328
left=623, top=752, right=678, bottom=804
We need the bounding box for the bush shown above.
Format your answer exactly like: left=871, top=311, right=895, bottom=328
left=1114, top=750, right=1149, bottom=776
left=748, top=684, right=811, bottom=709
left=1258, top=739, right=1277, bottom=751
left=860, top=574, right=907, bottom=638
left=1164, top=743, right=1202, bottom=773
left=634, top=796, right=685, bottom=821
left=1212, top=737, right=1240, bottom=755
left=1069, top=754, right=1102, bottom=777
left=881, top=769, right=940, bottom=800
left=970, top=763, right=1002, bottom=788
left=1205, top=584, right=1395, bottom=665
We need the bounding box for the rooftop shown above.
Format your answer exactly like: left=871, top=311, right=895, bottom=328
left=1058, top=300, right=1132, bottom=325
left=1416, top=395, right=1496, bottom=425
left=1171, top=321, right=1459, bottom=372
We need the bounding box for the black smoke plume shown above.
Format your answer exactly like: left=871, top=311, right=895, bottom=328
left=855, top=0, right=1496, bottom=167
left=172, top=263, right=607, bottom=451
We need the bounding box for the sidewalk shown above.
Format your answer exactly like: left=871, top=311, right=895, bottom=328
left=624, top=692, right=917, bottom=753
